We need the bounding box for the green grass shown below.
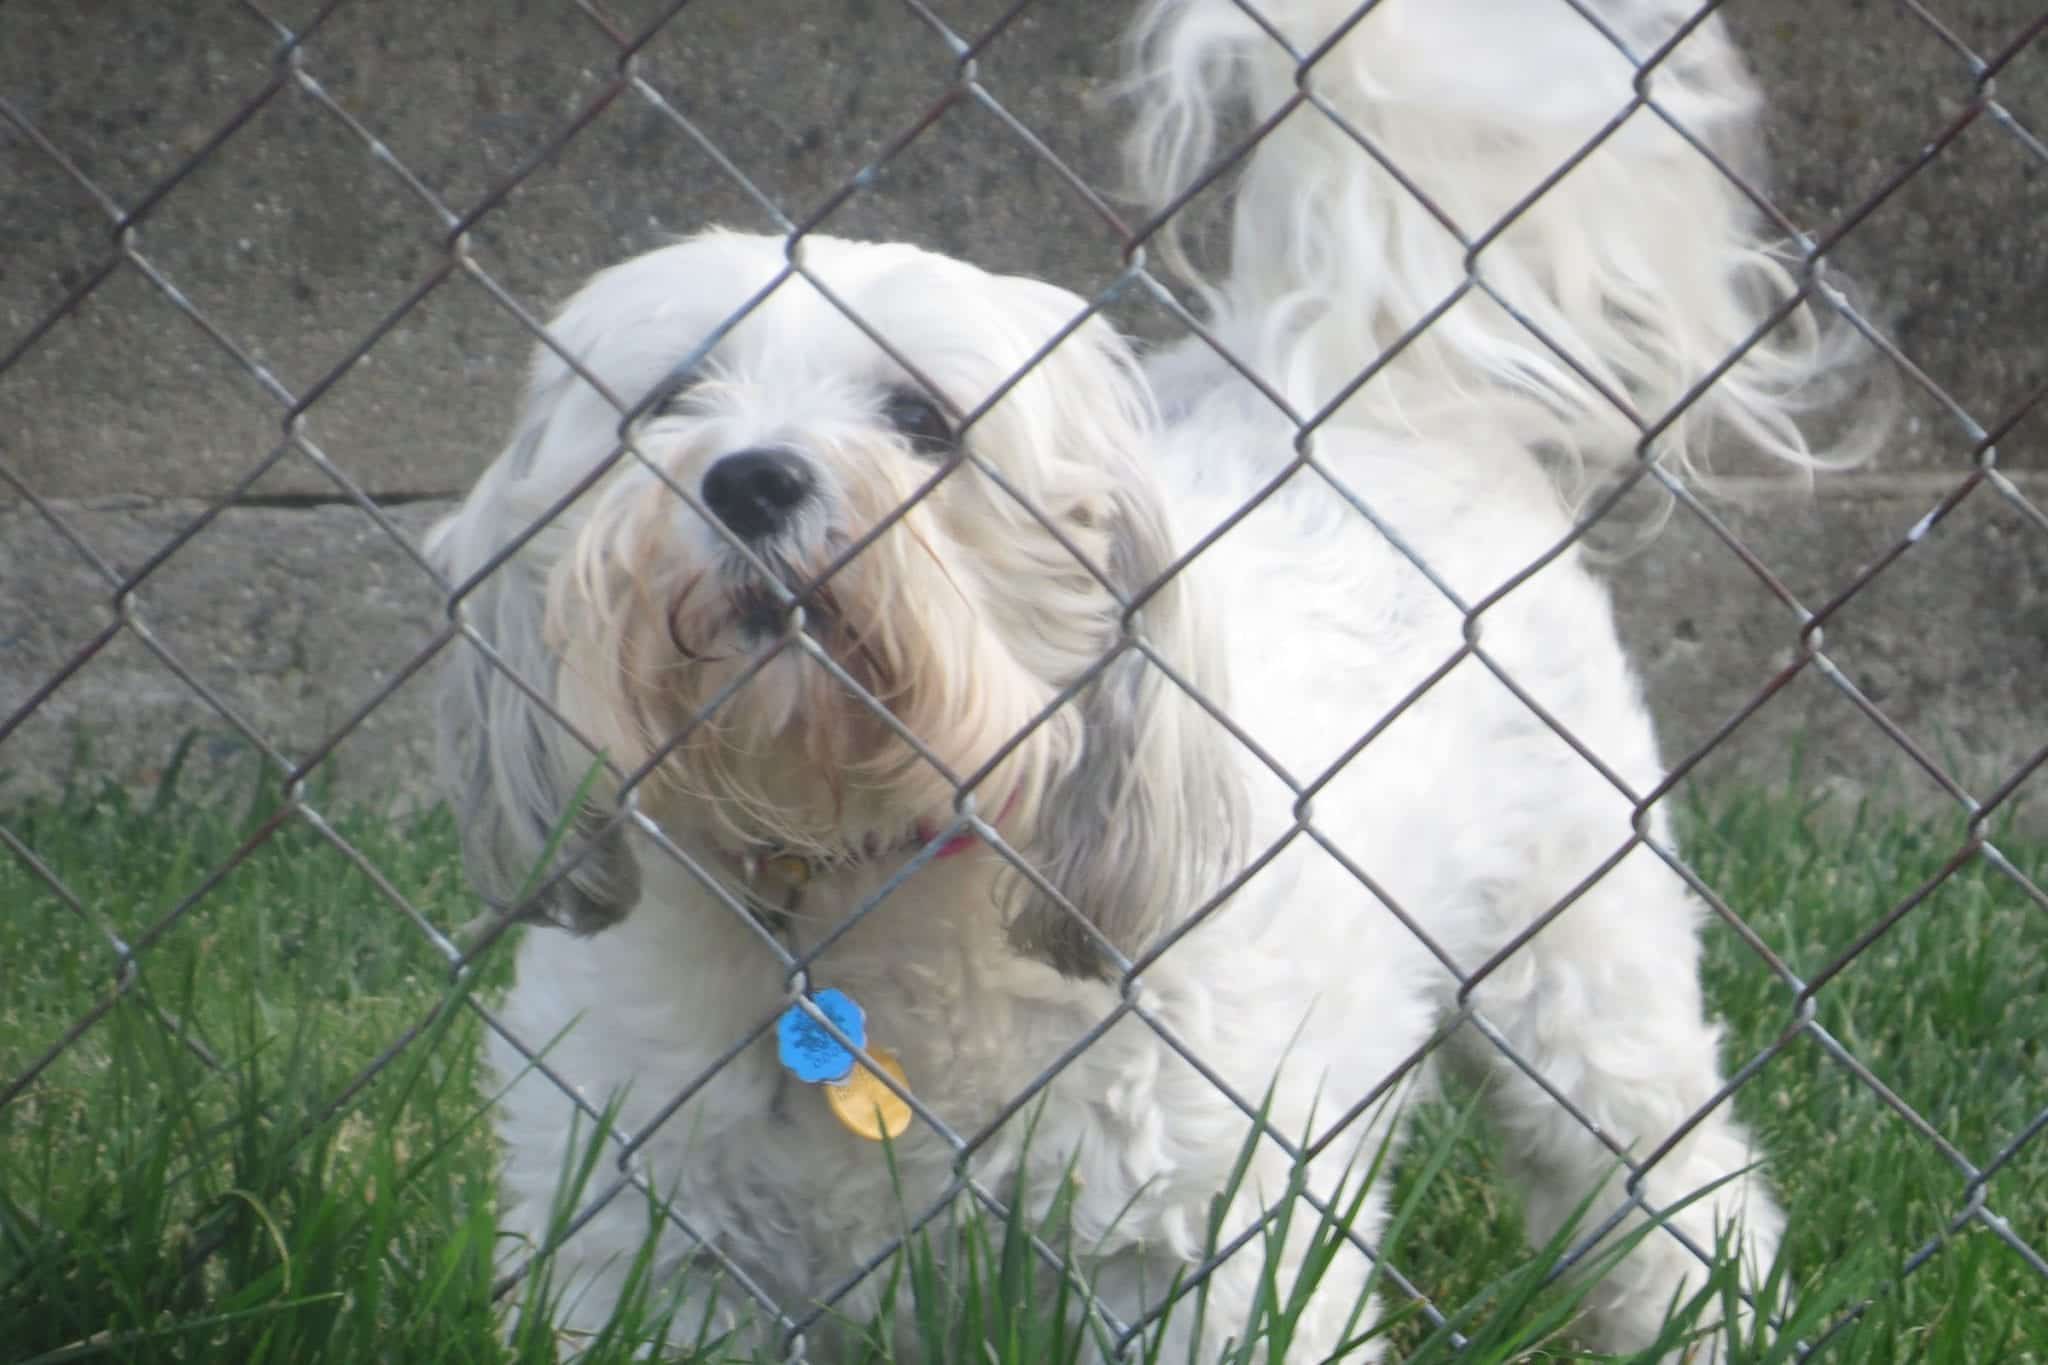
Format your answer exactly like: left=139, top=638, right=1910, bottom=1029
left=0, top=769, right=2043, bottom=1362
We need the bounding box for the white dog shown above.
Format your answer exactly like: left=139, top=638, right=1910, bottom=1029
left=430, top=0, right=1854, bottom=1357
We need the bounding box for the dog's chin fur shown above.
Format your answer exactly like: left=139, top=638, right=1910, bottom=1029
left=429, top=1, right=1864, bottom=1358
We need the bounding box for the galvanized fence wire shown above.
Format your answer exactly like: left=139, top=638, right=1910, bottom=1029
left=2, top=0, right=2045, bottom=1358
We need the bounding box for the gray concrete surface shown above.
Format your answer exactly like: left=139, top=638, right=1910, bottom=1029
left=2, top=0, right=2044, bottom=825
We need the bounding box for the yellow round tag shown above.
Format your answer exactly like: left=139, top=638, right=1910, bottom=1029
left=825, top=1046, right=913, bottom=1141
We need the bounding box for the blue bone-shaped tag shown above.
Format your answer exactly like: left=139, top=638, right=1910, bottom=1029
left=777, top=988, right=866, bottom=1085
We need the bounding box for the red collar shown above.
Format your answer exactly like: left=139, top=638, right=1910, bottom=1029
left=742, top=791, right=1019, bottom=890
left=923, top=789, right=1021, bottom=860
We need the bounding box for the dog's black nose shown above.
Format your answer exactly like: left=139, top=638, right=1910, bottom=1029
left=700, top=448, right=815, bottom=542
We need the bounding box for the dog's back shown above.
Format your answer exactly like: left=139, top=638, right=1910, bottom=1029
left=1121, top=3, right=1868, bottom=1356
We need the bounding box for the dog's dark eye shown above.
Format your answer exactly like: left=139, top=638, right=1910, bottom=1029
left=883, top=389, right=956, bottom=458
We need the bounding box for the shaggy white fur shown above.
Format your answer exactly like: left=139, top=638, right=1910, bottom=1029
left=429, top=0, right=1853, bottom=1358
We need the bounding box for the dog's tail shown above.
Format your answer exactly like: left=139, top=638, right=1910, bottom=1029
left=1124, top=0, right=1868, bottom=490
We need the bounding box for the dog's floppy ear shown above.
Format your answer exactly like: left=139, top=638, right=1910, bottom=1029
left=428, top=410, right=642, bottom=935
left=1006, top=476, right=1248, bottom=979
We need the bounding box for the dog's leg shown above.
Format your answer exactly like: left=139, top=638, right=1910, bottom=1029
left=1451, top=841, right=1785, bottom=1360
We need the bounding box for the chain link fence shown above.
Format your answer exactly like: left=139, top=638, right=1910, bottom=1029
left=3, top=0, right=2045, bottom=1359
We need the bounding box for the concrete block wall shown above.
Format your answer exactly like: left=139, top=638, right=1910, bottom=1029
left=2, top=0, right=2043, bottom=828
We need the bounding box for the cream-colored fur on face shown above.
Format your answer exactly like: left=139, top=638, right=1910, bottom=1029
left=544, top=271, right=1113, bottom=861
left=429, top=1, right=1856, bottom=1358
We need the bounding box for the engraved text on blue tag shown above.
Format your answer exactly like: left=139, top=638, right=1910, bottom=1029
left=777, top=988, right=866, bottom=1085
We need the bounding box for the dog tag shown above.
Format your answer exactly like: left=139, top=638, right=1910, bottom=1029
left=777, top=988, right=865, bottom=1085
left=825, top=1046, right=912, bottom=1141
left=760, top=851, right=815, bottom=887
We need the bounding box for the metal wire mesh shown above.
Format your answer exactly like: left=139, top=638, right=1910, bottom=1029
left=3, top=0, right=2045, bottom=1359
